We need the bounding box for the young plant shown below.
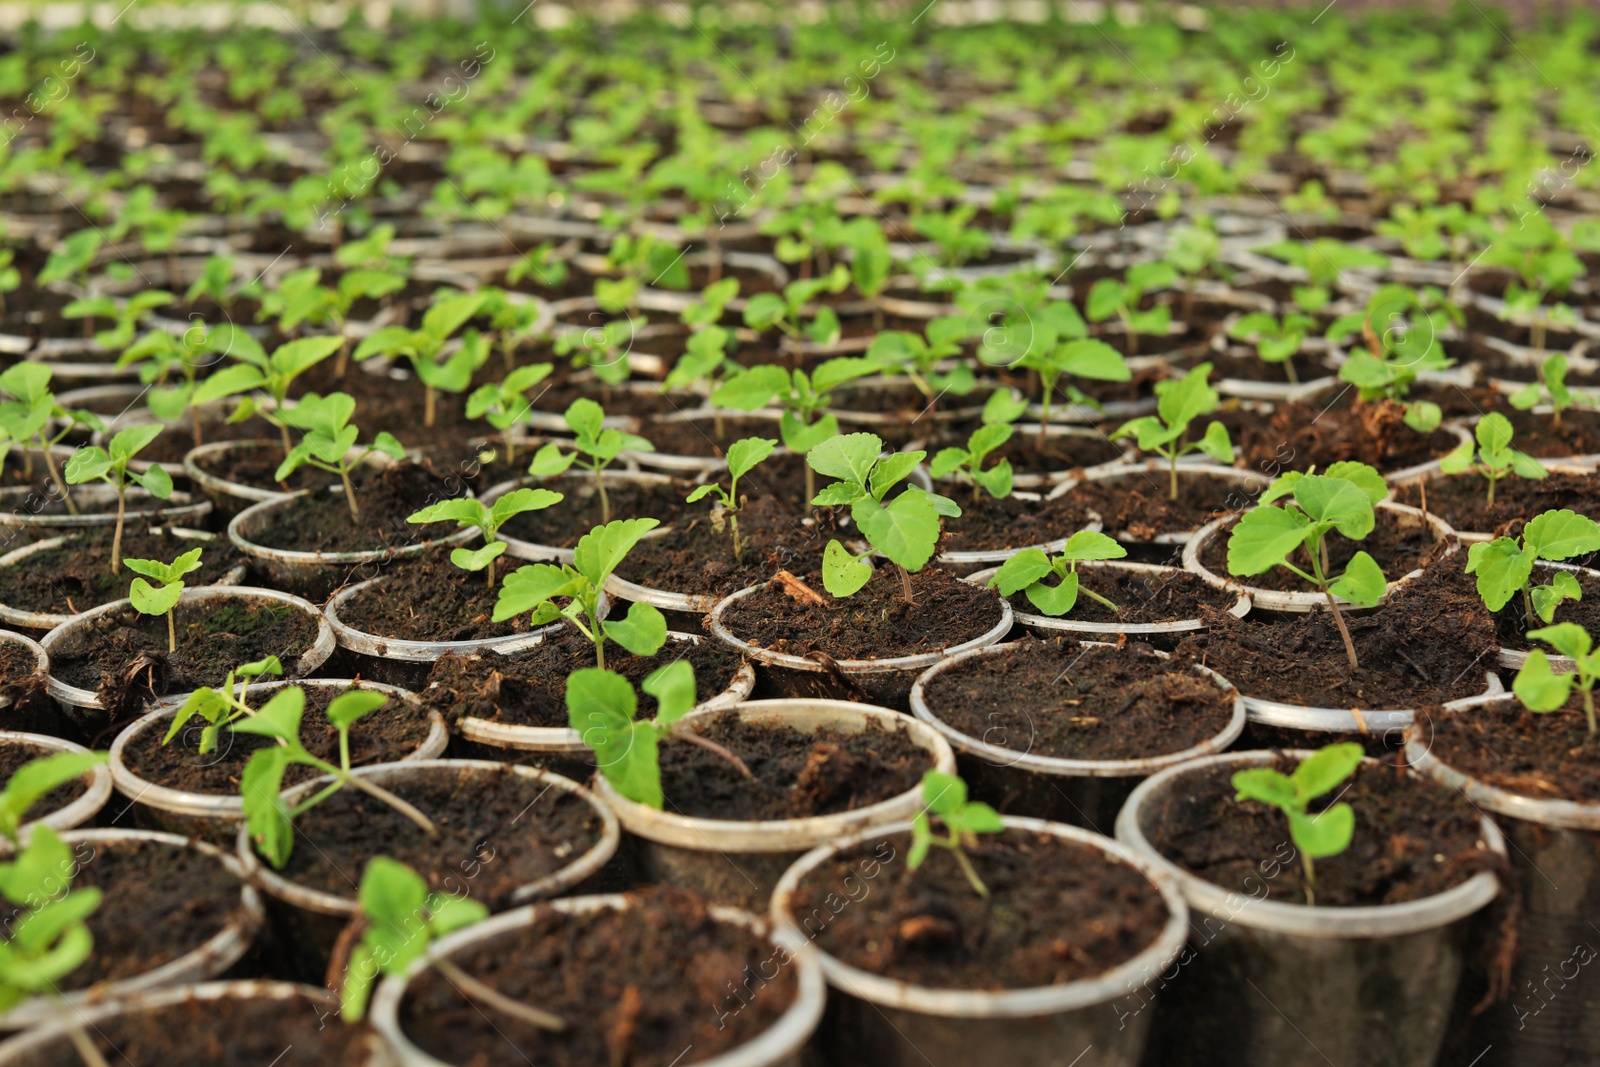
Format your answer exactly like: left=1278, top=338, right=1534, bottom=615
left=864, top=318, right=976, bottom=409
left=1437, top=411, right=1546, bottom=505
left=120, top=326, right=260, bottom=449
left=808, top=432, right=960, bottom=605
left=1325, top=286, right=1454, bottom=433
left=239, top=686, right=437, bottom=869
left=684, top=437, right=777, bottom=559
left=0, top=751, right=107, bottom=842
left=930, top=423, right=1014, bottom=502
left=465, top=363, right=555, bottom=468
left=163, top=655, right=284, bottom=756
left=526, top=398, right=654, bottom=525
left=1508, top=354, right=1593, bottom=426
left=1112, top=362, right=1234, bottom=499
left=1228, top=312, right=1316, bottom=383
left=1230, top=742, right=1364, bottom=906
left=1256, top=239, right=1389, bottom=313
left=908, top=770, right=1003, bottom=899
left=220, top=331, right=344, bottom=459
left=1512, top=623, right=1599, bottom=736
left=353, top=291, right=489, bottom=427
left=986, top=530, right=1127, bottom=616
left=493, top=518, right=666, bottom=670
left=1086, top=262, right=1176, bottom=356
left=62, top=291, right=173, bottom=351
left=742, top=264, right=851, bottom=343
left=63, top=424, right=173, bottom=576
left=0, top=363, right=105, bottom=513
left=124, top=547, right=203, bottom=653
left=567, top=660, right=750, bottom=811
left=1226, top=465, right=1391, bottom=670
left=1016, top=338, right=1129, bottom=445
left=274, top=393, right=405, bottom=522
left=1465, top=509, right=1600, bottom=624
left=406, top=489, right=563, bottom=588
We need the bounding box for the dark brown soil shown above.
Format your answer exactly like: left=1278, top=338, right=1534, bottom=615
left=922, top=638, right=1236, bottom=760
left=1502, top=407, right=1600, bottom=459
left=423, top=628, right=749, bottom=729
left=1198, top=505, right=1447, bottom=592
left=276, top=763, right=604, bottom=903
left=1199, top=348, right=1333, bottom=384
left=1418, top=695, right=1600, bottom=804
left=49, top=598, right=321, bottom=719
left=0, top=740, right=88, bottom=820
left=620, top=496, right=833, bottom=598
left=1144, top=757, right=1498, bottom=906
left=660, top=711, right=929, bottom=819
left=335, top=550, right=537, bottom=642
left=637, top=415, right=790, bottom=458
left=122, top=683, right=435, bottom=794
left=0, top=641, right=40, bottom=685
left=927, top=423, right=1129, bottom=476
left=1007, top=566, right=1242, bottom=624
left=244, top=461, right=464, bottom=554
left=938, top=488, right=1097, bottom=553
left=399, top=886, right=797, bottom=1067
left=187, top=438, right=342, bottom=493
left=0, top=527, right=244, bottom=617
left=1066, top=471, right=1252, bottom=541
left=790, top=828, right=1169, bottom=988
left=721, top=565, right=1004, bottom=661
left=497, top=474, right=699, bottom=548
left=1172, top=562, right=1498, bottom=708
left=68, top=837, right=252, bottom=987
left=1225, top=396, right=1460, bottom=472
left=1390, top=470, right=1600, bottom=535
left=1429, top=558, right=1600, bottom=651
left=8, top=988, right=380, bottom=1066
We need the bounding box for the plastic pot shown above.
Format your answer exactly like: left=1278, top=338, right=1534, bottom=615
left=908, top=640, right=1246, bottom=831
left=0, top=629, right=47, bottom=688
left=107, top=679, right=446, bottom=841
left=1114, top=750, right=1508, bottom=1067
left=592, top=698, right=955, bottom=911
left=477, top=469, right=681, bottom=563
left=1384, top=463, right=1594, bottom=544
left=0, top=527, right=243, bottom=631
left=1052, top=461, right=1268, bottom=546
left=707, top=583, right=1013, bottom=709
left=0, top=828, right=265, bottom=1030
left=0, top=980, right=388, bottom=1065
left=183, top=438, right=299, bottom=517
left=40, top=585, right=336, bottom=711
left=769, top=816, right=1190, bottom=1067
left=1494, top=561, right=1600, bottom=674
left=932, top=492, right=1102, bottom=571
left=0, top=482, right=211, bottom=535
left=1405, top=694, right=1600, bottom=1066
left=369, top=893, right=825, bottom=1067
left=0, top=731, right=111, bottom=834
left=1238, top=671, right=1504, bottom=749
left=1182, top=500, right=1459, bottom=612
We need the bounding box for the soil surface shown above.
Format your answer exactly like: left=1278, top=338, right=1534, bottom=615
left=1065, top=470, right=1254, bottom=541
left=1172, top=562, right=1498, bottom=708
left=335, top=550, right=537, bottom=642
left=721, top=565, right=1004, bottom=661
left=1144, top=757, right=1497, bottom=906
left=1502, top=407, right=1600, bottom=458
left=619, top=495, right=833, bottom=598
left=938, top=488, right=1097, bottom=553
left=1225, top=396, right=1460, bottom=472
left=496, top=473, right=699, bottom=548
left=275, top=763, right=604, bottom=903
left=0, top=527, right=243, bottom=617
left=187, top=438, right=342, bottom=493
left=122, top=683, right=435, bottom=794
left=1390, top=470, right=1600, bottom=535
left=659, top=711, right=929, bottom=820
left=399, top=886, right=797, bottom=1067
left=0, top=641, right=40, bottom=686
left=637, top=415, right=790, bottom=458
left=927, top=423, right=1128, bottom=476
left=242, top=461, right=464, bottom=554
left=424, top=629, right=748, bottom=729
left=1198, top=505, right=1448, bottom=592
left=68, top=837, right=252, bottom=987
left=1430, top=559, right=1600, bottom=651
left=921, top=638, right=1237, bottom=760
left=791, top=828, right=1169, bottom=988
left=1005, top=565, right=1242, bottom=624
left=1420, top=695, right=1600, bottom=804
left=0, top=740, right=89, bottom=820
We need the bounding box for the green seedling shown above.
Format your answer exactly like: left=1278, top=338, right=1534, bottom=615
left=1164, top=222, right=1221, bottom=322
left=685, top=436, right=777, bottom=558
left=475, top=287, right=547, bottom=372
left=124, top=547, right=203, bottom=653
left=742, top=264, right=851, bottom=342
left=256, top=265, right=405, bottom=369
left=865, top=318, right=976, bottom=410
left=0, top=250, right=20, bottom=315
left=986, top=530, right=1128, bottom=616
left=354, top=291, right=489, bottom=427
left=493, top=518, right=666, bottom=670
left=930, top=423, right=1014, bottom=502
left=1228, top=312, right=1316, bottom=383
left=407, top=489, right=563, bottom=588
left=1086, top=262, right=1176, bottom=356
left=36, top=230, right=101, bottom=289
left=0, top=752, right=107, bottom=843
left=680, top=278, right=740, bottom=330
left=663, top=326, right=738, bottom=394
left=239, top=686, right=437, bottom=869
left=1512, top=622, right=1599, bottom=735
left=1509, top=354, right=1593, bottom=427
left=526, top=398, right=654, bottom=525
left=1326, top=287, right=1454, bottom=433
left=1227, top=465, right=1391, bottom=670
left=1465, top=508, right=1600, bottom=624
left=220, top=332, right=344, bottom=459
left=1256, top=239, right=1389, bottom=312
left=1112, top=362, right=1234, bottom=499
left=1437, top=411, right=1546, bottom=505
left=1231, top=742, right=1364, bottom=906
left=62, top=291, right=173, bottom=351
left=63, top=424, right=173, bottom=576
left=274, top=392, right=405, bottom=522
left=808, top=432, right=960, bottom=604
left=465, top=364, right=555, bottom=468
left=908, top=770, right=1003, bottom=899
left=163, top=655, right=284, bottom=756
left=567, top=661, right=750, bottom=811
left=0, top=363, right=105, bottom=514
left=120, top=326, right=259, bottom=449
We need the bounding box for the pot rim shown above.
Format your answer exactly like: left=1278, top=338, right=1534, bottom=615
left=183, top=438, right=297, bottom=505
left=1240, top=670, right=1504, bottom=732
left=1114, top=749, right=1507, bottom=938
left=1049, top=460, right=1269, bottom=545
left=478, top=469, right=681, bottom=564
left=325, top=573, right=569, bottom=661
left=908, top=639, right=1247, bottom=777
left=0, top=730, right=112, bottom=835
left=0, top=483, right=211, bottom=529
left=369, top=893, right=826, bottom=1067
left=227, top=487, right=477, bottom=566
left=769, top=814, right=1190, bottom=1018
left=963, top=559, right=1252, bottom=635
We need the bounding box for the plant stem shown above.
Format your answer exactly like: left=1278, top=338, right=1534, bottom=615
left=1487, top=472, right=1496, bottom=507
left=166, top=608, right=177, bottom=655
left=1168, top=451, right=1179, bottom=501
left=280, top=420, right=293, bottom=462
left=59, top=1009, right=111, bottom=1067
left=671, top=730, right=753, bottom=778
left=1301, top=852, right=1317, bottom=907
left=340, top=772, right=438, bottom=836
left=939, top=837, right=990, bottom=898
left=897, top=563, right=916, bottom=606
left=1283, top=355, right=1299, bottom=385
left=111, top=484, right=127, bottom=575
left=1324, top=589, right=1360, bottom=673
left=433, top=957, right=567, bottom=1032
left=424, top=385, right=437, bottom=428
left=1081, top=586, right=1121, bottom=613
left=340, top=467, right=361, bottom=522
left=596, top=465, right=610, bottom=524
left=39, top=440, right=76, bottom=516
left=1585, top=687, right=1596, bottom=736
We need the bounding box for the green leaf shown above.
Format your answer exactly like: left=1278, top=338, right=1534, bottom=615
left=988, top=548, right=1052, bottom=596
left=1291, top=742, right=1364, bottom=800
left=134, top=463, right=173, bottom=499
left=1086, top=278, right=1126, bottom=322
left=742, top=293, right=787, bottom=331
left=929, top=448, right=969, bottom=480
left=868, top=450, right=924, bottom=501
left=1531, top=571, right=1582, bottom=624
left=359, top=856, right=428, bottom=924
left=1513, top=649, right=1575, bottom=712
left=129, top=577, right=184, bottom=617
left=725, top=437, right=777, bottom=482
left=1227, top=505, right=1311, bottom=577
left=1288, top=803, right=1355, bottom=859
left=1231, top=766, right=1297, bottom=809
left=1510, top=451, right=1549, bottom=480
left=1195, top=421, right=1233, bottom=463
left=451, top=542, right=507, bottom=573
left=853, top=490, right=941, bottom=572
left=1527, top=621, right=1593, bottom=661
left=710, top=365, right=789, bottom=411
left=240, top=746, right=293, bottom=868
left=971, top=460, right=1013, bottom=500
left=1155, top=363, right=1220, bottom=434
left=922, top=770, right=968, bottom=816
left=62, top=447, right=112, bottom=484
left=1292, top=474, right=1376, bottom=540
left=1437, top=438, right=1474, bottom=475
left=1465, top=537, right=1536, bottom=612
left=494, top=563, right=585, bottom=622
left=572, top=518, right=661, bottom=589
left=1476, top=411, right=1514, bottom=455
left=821, top=540, right=872, bottom=598
left=326, top=689, right=388, bottom=730
left=601, top=601, right=667, bottom=657
left=1060, top=530, right=1127, bottom=563
left=528, top=442, right=577, bottom=477
left=1524, top=509, right=1600, bottom=561
left=806, top=432, right=882, bottom=488
left=642, top=660, right=696, bottom=726
left=1025, top=570, right=1080, bottom=616
left=1329, top=550, right=1386, bottom=607
left=0, top=753, right=105, bottom=839
left=407, top=498, right=486, bottom=527
left=231, top=686, right=306, bottom=744
left=1056, top=338, right=1130, bottom=381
